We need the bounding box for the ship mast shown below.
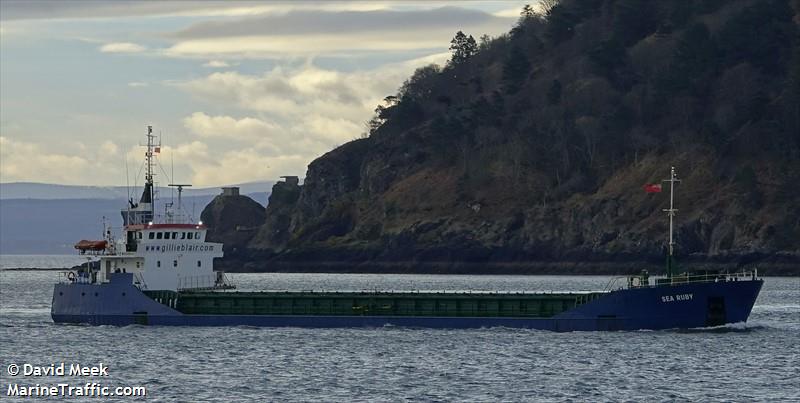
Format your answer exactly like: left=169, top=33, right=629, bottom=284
left=662, top=166, right=681, bottom=278
left=144, top=125, right=157, bottom=206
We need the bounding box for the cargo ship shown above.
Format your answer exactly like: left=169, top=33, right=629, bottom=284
left=51, top=128, right=763, bottom=331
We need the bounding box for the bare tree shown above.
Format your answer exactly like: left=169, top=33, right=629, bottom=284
left=478, top=34, right=492, bottom=51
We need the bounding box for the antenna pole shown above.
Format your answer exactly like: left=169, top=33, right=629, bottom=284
left=168, top=184, right=192, bottom=222
left=142, top=125, right=162, bottom=223
left=124, top=153, right=131, bottom=218
left=144, top=125, right=158, bottom=221
left=145, top=126, right=154, bottom=192
left=662, top=166, right=681, bottom=278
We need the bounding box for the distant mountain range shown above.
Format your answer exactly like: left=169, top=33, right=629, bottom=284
left=0, top=182, right=271, bottom=255
left=0, top=181, right=273, bottom=200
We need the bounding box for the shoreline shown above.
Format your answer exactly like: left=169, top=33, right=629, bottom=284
left=218, top=259, right=800, bottom=276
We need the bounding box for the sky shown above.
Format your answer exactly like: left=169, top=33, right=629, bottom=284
left=0, top=1, right=533, bottom=187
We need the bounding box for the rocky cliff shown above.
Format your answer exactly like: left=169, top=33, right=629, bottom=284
left=207, top=0, right=800, bottom=275
left=201, top=194, right=265, bottom=258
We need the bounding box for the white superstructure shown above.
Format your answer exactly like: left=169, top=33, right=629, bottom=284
left=74, top=126, right=228, bottom=291
left=93, top=223, right=224, bottom=291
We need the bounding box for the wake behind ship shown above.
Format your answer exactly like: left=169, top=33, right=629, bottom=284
left=51, top=127, right=763, bottom=331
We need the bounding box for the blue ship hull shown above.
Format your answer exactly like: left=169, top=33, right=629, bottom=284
left=51, top=274, right=762, bottom=331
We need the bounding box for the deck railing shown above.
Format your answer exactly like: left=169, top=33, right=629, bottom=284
left=605, top=269, right=759, bottom=291
left=58, top=271, right=92, bottom=284
left=178, top=272, right=235, bottom=291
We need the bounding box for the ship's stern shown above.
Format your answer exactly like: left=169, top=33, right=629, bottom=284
left=51, top=273, right=180, bottom=325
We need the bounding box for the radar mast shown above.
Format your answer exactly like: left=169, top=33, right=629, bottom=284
left=662, top=166, right=681, bottom=278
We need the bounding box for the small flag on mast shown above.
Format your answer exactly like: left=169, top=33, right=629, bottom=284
left=644, top=184, right=662, bottom=193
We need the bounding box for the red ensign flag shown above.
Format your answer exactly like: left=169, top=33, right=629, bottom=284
left=644, top=184, right=662, bottom=193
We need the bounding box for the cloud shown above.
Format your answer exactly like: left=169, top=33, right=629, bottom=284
left=164, top=35, right=445, bottom=58
left=122, top=140, right=215, bottom=186
left=130, top=138, right=310, bottom=187
left=0, top=136, right=91, bottom=183
left=171, top=7, right=498, bottom=38
left=0, top=1, right=395, bottom=21
left=99, top=42, right=146, bottom=53
left=203, top=60, right=231, bottom=68
left=188, top=149, right=307, bottom=187
left=296, top=115, right=363, bottom=144
left=183, top=112, right=280, bottom=140
left=170, top=52, right=451, bottom=183
left=99, top=141, right=119, bottom=156
left=1, top=2, right=524, bottom=187
left=158, top=141, right=212, bottom=166
left=174, top=53, right=449, bottom=119
left=493, top=7, right=525, bottom=18
left=0, top=1, right=248, bottom=21
left=161, top=7, right=514, bottom=58
left=182, top=111, right=348, bottom=160
left=174, top=66, right=377, bottom=152
left=176, top=68, right=347, bottom=117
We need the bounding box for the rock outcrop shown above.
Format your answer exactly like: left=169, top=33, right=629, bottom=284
left=250, top=176, right=301, bottom=251
left=201, top=194, right=265, bottom=256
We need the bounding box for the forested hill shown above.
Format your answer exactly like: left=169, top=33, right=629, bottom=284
left=206, top=0, right=800, bottom=274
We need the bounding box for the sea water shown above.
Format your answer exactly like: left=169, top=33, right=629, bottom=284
left=0, top=256, right=798, bottom=402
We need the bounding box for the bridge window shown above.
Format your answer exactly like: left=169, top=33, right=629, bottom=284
left=195, top=232, right=201, bottom=239
left=156, top=232, right=163, bottom=240
left=181, top=232, right=186, bottom=239
left=138, top=232, right=142, bottom=239
left=165, top=232, right=171, bottom=239
left=172, top=232, right=178, bottom=239
left=149, top=232, right=154, bottom=239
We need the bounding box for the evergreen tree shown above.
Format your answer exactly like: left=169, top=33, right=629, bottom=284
left=512, top=4, right=538, bottom=38
left=449, top=31, right=478, bottom=65
left=520, top=4, right=536, bottom=19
